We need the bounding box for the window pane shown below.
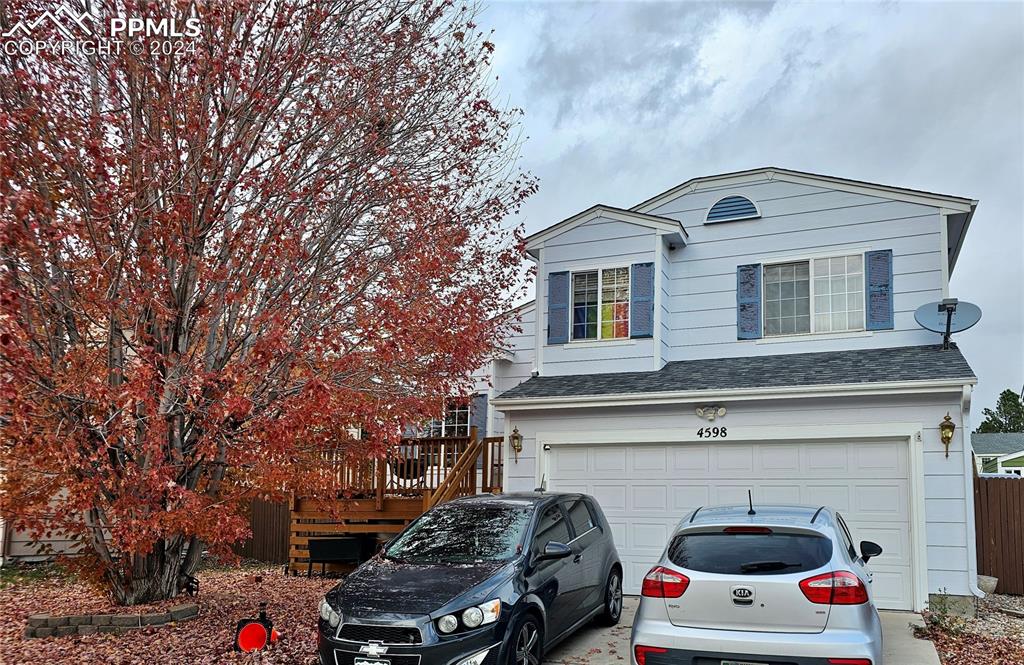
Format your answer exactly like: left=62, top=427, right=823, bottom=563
left=763, top=261, right=809, bottom=337
left=810, top=255, right=864, bottom=333
left=599, top=268, right=630, bottom=339
left=572, top=272, right=599, bottom=340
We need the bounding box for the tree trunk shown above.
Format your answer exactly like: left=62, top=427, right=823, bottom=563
left=106, top=538, right=197, bottom=606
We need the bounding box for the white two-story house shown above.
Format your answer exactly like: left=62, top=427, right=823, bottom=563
left=476, top=167, right=982, bottom=612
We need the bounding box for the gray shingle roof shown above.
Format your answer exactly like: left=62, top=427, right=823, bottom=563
left=971, top=433, right=1024, bottom=456
left=496, top=344, right=975, bottom=400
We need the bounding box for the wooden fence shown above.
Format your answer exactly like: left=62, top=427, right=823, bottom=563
left=234, top=499, right=291, bottom=564
left=974, top=475, right=1024, bottom=595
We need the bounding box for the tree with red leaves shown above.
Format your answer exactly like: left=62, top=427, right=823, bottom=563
left=0, top=0, right=534, bottom=604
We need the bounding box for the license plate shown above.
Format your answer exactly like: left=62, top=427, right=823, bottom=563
left=722, top=661, right=768, bottom=665
left=354, top=659, right=389, bottom=665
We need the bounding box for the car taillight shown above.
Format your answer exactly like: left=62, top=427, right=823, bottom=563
left=800, top=571, right=869, bottom=605
left=827, top=660, right=872, bottom=664
left=634, top=645, right=668, bottom=665
left=641, top=566, right=689, bottom=598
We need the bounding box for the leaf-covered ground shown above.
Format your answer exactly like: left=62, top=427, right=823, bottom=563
left=918, top=597, right=1024, bottom=665
left=0, top=564, right=335, bottom=664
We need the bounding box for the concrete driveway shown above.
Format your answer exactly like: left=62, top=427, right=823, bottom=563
left=545, top=597, right=941, bottom=664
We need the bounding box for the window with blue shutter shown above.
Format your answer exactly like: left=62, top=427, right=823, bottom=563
left=547, top=271, right=570, bottom=344
left=865, top=249, right=894, bottom=330
left=736, top=263, right=762, bottom=339
left=630, top=262, right=655, bottom=338
left=707, top=195, right=759, bottom=222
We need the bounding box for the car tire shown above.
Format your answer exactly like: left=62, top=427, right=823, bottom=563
left=597, top=568, right=623, bottom=626
left=506, top=613, right=543, bottom=665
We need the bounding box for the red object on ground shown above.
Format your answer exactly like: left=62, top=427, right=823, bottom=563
left=236, top=621, right=270, bottom=652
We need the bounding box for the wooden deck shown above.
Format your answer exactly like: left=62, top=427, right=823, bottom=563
left=287, top=428, right=503, bottom=574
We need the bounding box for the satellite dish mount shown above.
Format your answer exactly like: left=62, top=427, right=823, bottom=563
left=937, top=299, right=958, bottom=350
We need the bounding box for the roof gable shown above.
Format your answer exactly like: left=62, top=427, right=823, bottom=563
left=524, top=204, right=687, bottom=258
left=631, top=167, right=976, bottom=214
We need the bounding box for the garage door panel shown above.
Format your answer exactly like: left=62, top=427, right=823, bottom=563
left=552, top=448, right=588, bottom=474
left=590, top=484, right=627, bottom=511
left=672, top=485, right=711, bottom=510
left=632, top=522, right=670, bottom=553
left=853, top=483, right=908, bottom=517
left=548, top=440, right=914, bottom=610
left=593, top=447, right=627, bottom=472
left=805, top=445, right=850, bottom=473
left=870, top=569, right=912, bottom=607
left=854, top=443, right=908, bottom=475
left=759, top=445, right=801, bottom=472
left=633, top=447, right=667, bottom=471
left=632, top=485, right=669, bottom=511
left=760, top=484, right=802, bottom=504
left=713, top=446, right=755, bottom=472
left=802, top=484, right=852, bottom=511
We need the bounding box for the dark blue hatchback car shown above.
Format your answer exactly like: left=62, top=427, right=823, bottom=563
left=317, top=492, right=622, bottom=665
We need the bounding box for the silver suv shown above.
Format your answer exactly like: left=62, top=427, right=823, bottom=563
left=631, top=504, right=884, bottom=665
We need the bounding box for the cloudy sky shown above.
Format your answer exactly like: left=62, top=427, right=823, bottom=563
left=479, top=0, right=1024, bottom=415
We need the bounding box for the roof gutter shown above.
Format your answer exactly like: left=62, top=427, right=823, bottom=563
left=491, top=377, right=977, bottom=411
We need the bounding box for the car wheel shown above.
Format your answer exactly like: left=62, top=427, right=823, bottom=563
left=507, top=614, right=542, bottom=665
left=597, top=568, right=623, bottom=626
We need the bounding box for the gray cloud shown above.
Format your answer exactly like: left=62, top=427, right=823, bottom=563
left=484, top=0, right=1024, bottom=412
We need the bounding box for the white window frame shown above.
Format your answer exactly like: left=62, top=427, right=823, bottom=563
left=425, top=400, right=471, bottom=438
left=761, top=254, right=866, bottom=338
left=569, top=266, right=630, bottom=342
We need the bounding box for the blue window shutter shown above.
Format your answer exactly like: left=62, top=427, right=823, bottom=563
left=547, top=271, right=570, bottom=344
left=865, top=249, right=894, bottom=330
left=630, top=262, right=655, bottom=338
left=736, top=264, right=762, bottom=339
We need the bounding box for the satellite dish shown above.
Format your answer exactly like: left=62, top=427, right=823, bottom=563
left=914, top=299, right=981, bottom=349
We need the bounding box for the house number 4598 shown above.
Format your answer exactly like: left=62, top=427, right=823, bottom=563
left=696, top=426, right=727, bottom=438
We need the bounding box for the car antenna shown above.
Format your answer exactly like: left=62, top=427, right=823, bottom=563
left=747, top=490, right=756, bottom=516
left=534, top=475, right=546, bottom=493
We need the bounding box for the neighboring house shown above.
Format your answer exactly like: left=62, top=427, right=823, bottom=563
left=973, top=432, right=1024, bottom=475
left=481, top=167, right=982, bottom=612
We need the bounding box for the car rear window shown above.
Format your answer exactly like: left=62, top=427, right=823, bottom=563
left=667, top=531, right=832, bottom=575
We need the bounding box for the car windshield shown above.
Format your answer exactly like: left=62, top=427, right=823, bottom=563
left=384, top=503, right=533, bottom=564
left=668, top=531, right=832, bottom=575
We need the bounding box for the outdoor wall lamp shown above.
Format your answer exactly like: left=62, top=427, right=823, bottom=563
left=509, top=427, right=524, bottom=463
left=939, top=413, right=956, bottom=458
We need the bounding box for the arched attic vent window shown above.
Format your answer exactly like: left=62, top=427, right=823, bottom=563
left=705, top=195, right=760, bottom=223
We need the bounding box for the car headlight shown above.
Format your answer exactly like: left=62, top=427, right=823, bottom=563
left=478, top=598, right=501, bottom=625
left=462, top=606, right=484, bottom=628
left=319, top=597, right=342, bottom=628
left=437, top=614, right=459, bottom=634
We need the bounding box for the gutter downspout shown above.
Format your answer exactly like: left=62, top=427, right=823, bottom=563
left=961, top=384, right=985, bottom=600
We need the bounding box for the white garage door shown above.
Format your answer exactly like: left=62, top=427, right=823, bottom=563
left=547, top=440, right=914, bottom=610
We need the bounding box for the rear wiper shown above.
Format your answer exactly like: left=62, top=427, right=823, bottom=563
left=739, top=561, right=803, bottom=573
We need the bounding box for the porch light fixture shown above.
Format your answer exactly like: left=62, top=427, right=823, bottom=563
left=509, top=427, right=524, bottom=463
left=939, top=413, right=956, bottom=458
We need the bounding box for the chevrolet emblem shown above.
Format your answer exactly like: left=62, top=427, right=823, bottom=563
left=359, top=642, right=388, bottom=658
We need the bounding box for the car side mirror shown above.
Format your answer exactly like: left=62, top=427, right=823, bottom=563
left=537, top=542, right=572, bottom=561
left=860, top=540, right=883, bottom=563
